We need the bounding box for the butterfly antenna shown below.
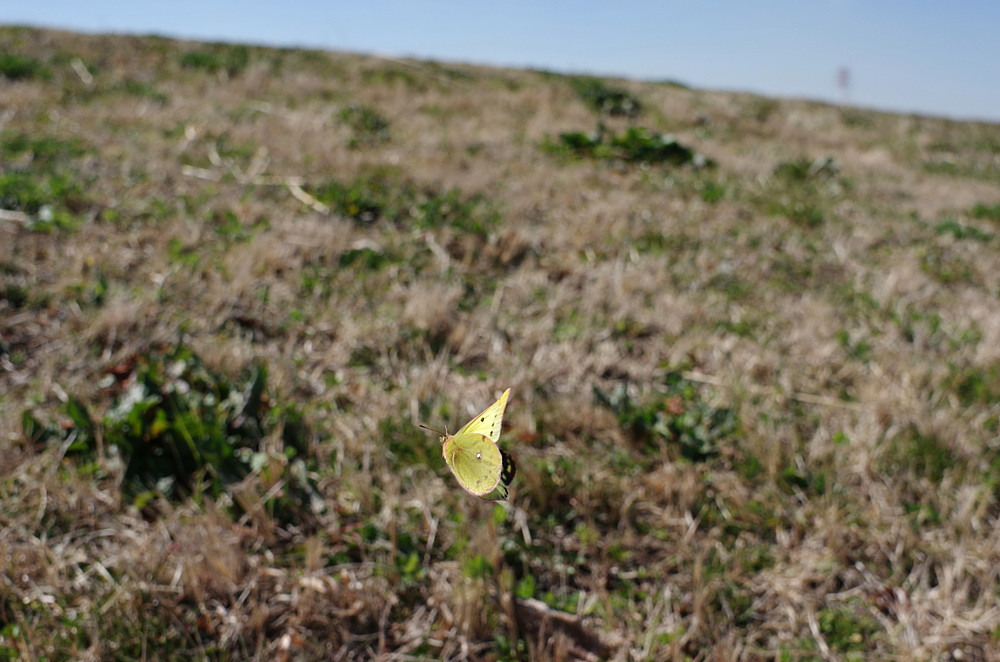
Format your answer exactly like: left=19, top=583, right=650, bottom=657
left=419, top=423, right=446, bottom=436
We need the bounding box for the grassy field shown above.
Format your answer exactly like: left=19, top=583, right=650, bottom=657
left=2, top=25, right=1000, bottom=661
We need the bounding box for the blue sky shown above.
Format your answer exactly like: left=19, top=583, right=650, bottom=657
left=4, top=1, right=998, bottom=122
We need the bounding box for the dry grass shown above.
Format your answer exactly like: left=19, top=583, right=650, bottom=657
left=2, top=25, right=1000, bottom=661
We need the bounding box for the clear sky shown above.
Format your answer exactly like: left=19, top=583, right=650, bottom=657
left=3, top=1, right=998, bottom=123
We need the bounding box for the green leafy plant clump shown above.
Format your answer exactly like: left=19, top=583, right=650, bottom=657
left=551, top=125, right=711, bottom=167
left=0, top=130, right=95, bottom=230
left=338, top=103, right=391, bottom=147
left=308, top=174, right=499, bottom=235
left=934, top=217, right=993, bottom=242
left=0, top=171, right=88, bottom=231
left=1, top=131, right=88, bottom=166
left=756, top=155, right=844, bottom=227
left=595, top=370, right=739, bottom=461
left=0, top=52, right=51, bottom=80
left=180, top=43, right=251, bottom=76
left=570, top=76, right=643, bottom=117
left=969, top=201, right=1000, bottom=221
left=23, top=344, right=315, bottom=511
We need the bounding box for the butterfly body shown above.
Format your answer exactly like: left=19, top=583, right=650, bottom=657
left=431, top=388, right=515, bottom=500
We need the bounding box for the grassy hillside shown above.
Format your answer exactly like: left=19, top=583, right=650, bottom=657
left=2, top=25, right=1000, bottom=660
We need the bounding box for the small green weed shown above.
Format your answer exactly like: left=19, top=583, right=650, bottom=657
left=549, top=125, right=708, bottom=167
left=944, top=362, right=1000, bottom=406
left=595, top=371, right=739, bottom=461
left=570, top=76, right=642, bottom=117
left=698, top=548, right=755, bottom=626
left=0, top=52, right=50, bottom=80
left=166, top=237, right=201, bottom=268
left=610, top=127, right=699, bottom=165
left=360, top=64, right=423, bottom=89
left=881, top=425, right=958, bottom=485
left=551, top=129, right=607, bottom=160
left=119, top=78, right=169, bottom=103
left=309, top=175, right=499, bottom=235
left=0, top=281, right=30, bottom=309
left=0, top=131, right=94, bottom=230
left=893, top=307, right=981, bottom=351
left=180, top=44, right=250, bottom=76
left=817, top=600, right=882, bottom=657
left=969, top=201, right=1000, bottom=222
left=716, top=315, right=760, bottom=338
left=835, top=329, right=873, bottom=363
left=66, top=270, right=108, bottom=308
left=778, top=463, right=827, bottom=496
left=922, top=143, right=1000, bottom=181
left=338, top=104, right=391, bottom=147
left=706, top=272, right=752, bottom=302
left=208, top=208, right=268, bottom=242
left=310, top=174, right=394, bottom=223
left=698, top=178, right=726, bottom=203
left=758, top=157, right=842, bottom=227
left=0, top=171, right=87, bottom=231
left=339, top=246, right=395, bottom=271
left=920, top=246, right=975, bottom=285
left=24, top=345, right=315, bottom=513
left=1, top=132, right=87, bottom=167
left=631, top=229, right=698, bottom=256
left=934, top=218, right=993, bottom=241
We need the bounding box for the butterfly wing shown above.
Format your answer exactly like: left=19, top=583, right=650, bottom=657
left=479, top=449, right=517, bottom=501
left=456, top=388, right=510, bottom=443
left=442, top=432, right=503, bottom=497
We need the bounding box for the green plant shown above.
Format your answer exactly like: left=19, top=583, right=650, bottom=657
left=969, top=202, right=1000, bottom=222
left=552, top=129, right=605, bottom=157
left=119, top=78, right=169, bottom=103
left=308, top=175, right=499, bottom=234
left=920, top=246, right=975, bottom=285
left=338, top=104, right=391, bottom=147
left=208, top=208, right=268, bottom=242
left=1, top=132, right=87, bottom=167
left=817, top=600, right=882, bottom=657
left=945, top=362, right=1000, bottom=406
left=934, top=218, right=993, bottom=241
left=610, top=127, right=697, bottom=165
left=549, top=125, right=708, bottom=167
left=570, top=77, right=642, bottom=117
left=835, top=329, right=873, bottom=362
left=180, top=44, right=250, bottom=76
left=595, top=371, right=739, bottom=461
left=758, top=156, right=842, bottom=227
left=0, top=52, right=50, bottom=80
left=361, top=64, right=423, bottom=88
left=25, top=345, right=314, bottom=510
left=0, top=171, right=87, bottom=230
left=882, top=425, right=958, bottom=485
left=698, top=178, right=726, bottom=203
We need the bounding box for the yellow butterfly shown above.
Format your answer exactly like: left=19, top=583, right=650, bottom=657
left=422, top=388, right=516, bottom=500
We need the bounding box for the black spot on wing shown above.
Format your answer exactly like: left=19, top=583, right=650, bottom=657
left=499, top=450, right=516, bottom=485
